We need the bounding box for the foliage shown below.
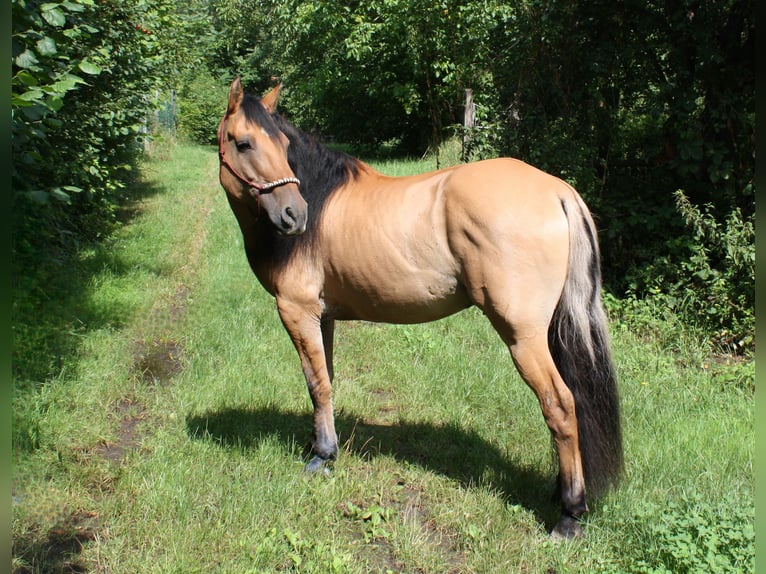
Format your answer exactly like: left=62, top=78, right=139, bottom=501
left=457, top=94, right=505, bottom=163
left=605, top=189, right=754, bottom=355
left=344, top=501, right=395, bottom=543
left=201, top=0, right=512, bottom=156
left=625, top=190, right=753, bottom=353
left=622, top=495, right=754, bottom=573
left=267, top=527, right=349, bottom=573
left=176, top=67, right=229, bottom=145
left=11, top=0, right=195, bottom=271
left=497, top=1, right=754, bottom=351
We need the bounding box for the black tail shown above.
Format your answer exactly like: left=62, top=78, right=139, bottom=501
left=549, top=196, right=623, bottom=497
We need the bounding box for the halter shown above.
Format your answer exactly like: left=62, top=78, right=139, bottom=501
left=218, top=118, right=301, bottom=199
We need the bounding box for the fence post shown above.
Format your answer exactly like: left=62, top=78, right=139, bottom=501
left=462, top=88, right=475, bottom=162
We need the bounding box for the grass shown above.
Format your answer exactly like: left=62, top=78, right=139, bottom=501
left=12, top=144, right=754, bottom=573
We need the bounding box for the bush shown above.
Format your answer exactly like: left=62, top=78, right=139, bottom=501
left=624, top=190, right=754, bottom=355
left=176, top=68, right=229, bottom=145
left=12, top=0, right=170, bottom=261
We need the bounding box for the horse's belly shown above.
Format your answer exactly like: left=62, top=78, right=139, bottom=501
left=324, top=269, right=471, bottom=324
left=321, top=176, right=470, bottom=322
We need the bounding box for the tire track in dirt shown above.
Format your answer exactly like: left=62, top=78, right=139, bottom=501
left=95, top=153, right=219, bottom=463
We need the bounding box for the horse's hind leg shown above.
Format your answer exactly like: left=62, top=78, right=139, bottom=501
left=321, top=318, right=335, bottom=383
left=511, top=332, right=587, bottom=537
left=488, top=313, right=588, bottom=538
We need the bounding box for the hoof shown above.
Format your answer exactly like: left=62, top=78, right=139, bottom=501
left=550, top=514, right=583, bottom=540
left=304, top=455, right=332, bottom=476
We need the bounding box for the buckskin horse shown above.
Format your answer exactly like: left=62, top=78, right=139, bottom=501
left=217, top=78, right=623, bottom=539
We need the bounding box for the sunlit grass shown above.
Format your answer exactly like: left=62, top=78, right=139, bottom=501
left=12, top=144, right=753, bottom=573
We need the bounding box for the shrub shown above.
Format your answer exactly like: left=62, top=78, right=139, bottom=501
left=12, top=0, right=170, bottom=261
left=624, top=190, right=754, bottom=355
left=176, top=68, right=229, bottom=145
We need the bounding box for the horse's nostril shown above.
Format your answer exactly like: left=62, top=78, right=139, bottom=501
left=283, top=205, right=297, bottom=226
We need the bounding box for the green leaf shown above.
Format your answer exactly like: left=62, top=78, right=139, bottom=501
left=36, top=37, right=57, bottom=56
left=45, top=95, right=64, bottom=112
left=50, top=77, right=82, bottom=94
left=16, top=70, right=39, bottom=87
left=15, top=49, right=40, bottom=69
left=47, top=73, right=87, bottom=96
left=17, top=89, right=45, bottom=103
left=61, top=0, right=86, bottom=12
left=62, top=72, right=87, bottom=84
left=21, top=104, right=46, bottom=121
left=78, top=60, right=102, bottom=75
left=12, top=94, right=36, bottom=108
left=41, top=6, right=67, bottom=27
left=51, top=188, right=72, bottom=204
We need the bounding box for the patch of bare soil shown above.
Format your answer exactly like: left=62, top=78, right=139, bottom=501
left=340, top=477, right=466, bottom=574
left=94, top=399, right=147, bottom=463
left=13, top=511, right=100, bottom=574
left=392, top=478, right=466, bottom=573
left=132, top=338, right=185, bottom=385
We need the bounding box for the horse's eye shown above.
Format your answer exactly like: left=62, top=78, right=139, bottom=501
left=236, top=140, right=252, bottom=152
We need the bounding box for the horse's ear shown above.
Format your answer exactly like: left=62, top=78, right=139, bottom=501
left=261, top=82, right=282, bottom=113
left=227, top=77, right=243, bottom=115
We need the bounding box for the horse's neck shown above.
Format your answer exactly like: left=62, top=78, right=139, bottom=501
left=224, top=195, right=274, bottom=283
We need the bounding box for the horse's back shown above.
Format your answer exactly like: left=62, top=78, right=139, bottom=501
left=446, top=157, right=575, bottom=216
left=442, top=157, right=573, bottom=259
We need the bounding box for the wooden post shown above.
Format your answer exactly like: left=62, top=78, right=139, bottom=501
left=462, top=88, right=475, bottom=162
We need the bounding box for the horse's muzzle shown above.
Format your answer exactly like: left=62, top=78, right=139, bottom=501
left=258, top=186, right=308, bottom=236
left=279, top=204, right=308, bottom=236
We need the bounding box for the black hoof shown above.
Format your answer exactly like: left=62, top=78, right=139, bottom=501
left=304, top=455, right=332, bottom=476
left=550, top=514, right=583, bottom=540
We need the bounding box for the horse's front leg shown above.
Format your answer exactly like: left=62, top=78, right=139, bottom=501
left=276, top=297, right=338, bottom=473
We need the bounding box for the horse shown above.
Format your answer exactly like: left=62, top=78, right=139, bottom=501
left=217, top=78, right=623, bottom=539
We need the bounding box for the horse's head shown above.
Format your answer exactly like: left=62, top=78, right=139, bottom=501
left=218, top=78, right=307, bottom=236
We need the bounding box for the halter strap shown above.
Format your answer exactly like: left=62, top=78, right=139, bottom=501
left=218, top=118, right=300, bottom=194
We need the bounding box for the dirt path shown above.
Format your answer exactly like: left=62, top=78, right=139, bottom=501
left=96, top=154, right=219, bottom=464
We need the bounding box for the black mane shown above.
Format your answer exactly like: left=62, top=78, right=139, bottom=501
left=239, top=94, right=363, bottom=266
left=273, top=112, right=362, bottom=223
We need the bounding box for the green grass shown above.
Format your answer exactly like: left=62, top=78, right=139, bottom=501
left=12, top=144, right=754, bottom=573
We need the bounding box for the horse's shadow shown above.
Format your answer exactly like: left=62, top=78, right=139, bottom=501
left=185, top=407, right=560, bottom=529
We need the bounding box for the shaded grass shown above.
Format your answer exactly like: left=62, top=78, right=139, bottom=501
left=12, top=144, right=753, bottom=573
